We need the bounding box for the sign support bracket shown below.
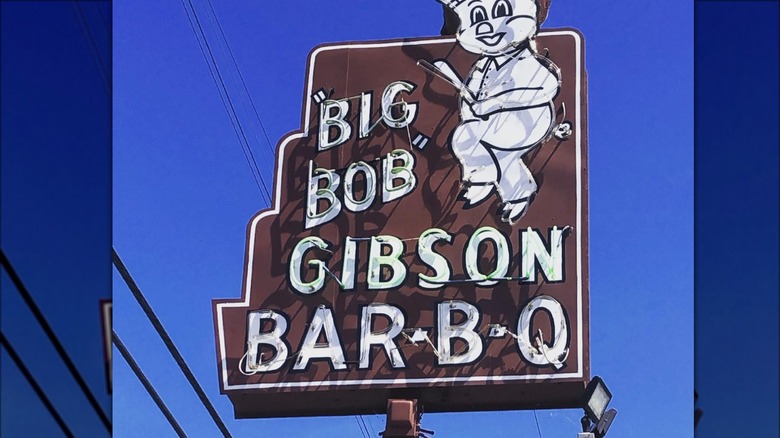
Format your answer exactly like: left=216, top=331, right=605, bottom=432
left=381, top=399, right=432, bottom=438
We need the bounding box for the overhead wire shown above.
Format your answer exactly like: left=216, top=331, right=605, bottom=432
left=354, top=415, right=370, bottom=438
left=361, top=415, right=372, bottom=437
left=180, top=0, right=268, bottom=201
left=0, top=332, right=75, bottom=438
left=71, top=0, right=111, bottom=95
left=118, top=4, right=370, bottom=435
left=93, top=0, right=112, bottom=36
left=0, top=249, right=112, bottom=431
left=148, top=5, right=431, bottom=437
left=113, top=330, right=187, bottom=438
left=364, top=415, right=377, bottom=436
left=202, top=0, right=277, bottom=158
left=197, top=0, right=272, bottom=167
left=112, top=248, right=233, bottom=438
left=533, top=410, right=543, bottom=437
left=178, top=0, right=272, bottom=205
left=0, top=5, right=111, bottom=435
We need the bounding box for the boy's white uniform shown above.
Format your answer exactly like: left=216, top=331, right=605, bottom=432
left=432, top=0, right=560, bottom=222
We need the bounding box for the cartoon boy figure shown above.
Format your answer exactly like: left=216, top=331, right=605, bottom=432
left=431, top=0, right=560, bottom=223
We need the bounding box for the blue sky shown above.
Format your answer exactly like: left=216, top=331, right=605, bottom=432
left=112, top=1, right=693, bottom=437
left=1, top=2, right=111, bottom=437
left=694, top=2, right=779, bottom=436
left=5, top=2, right=778, bottom=437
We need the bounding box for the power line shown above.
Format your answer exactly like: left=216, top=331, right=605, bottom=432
left=202, top=0, right=277, bottom=158
left=71, top=0, right=111, bottom=94
left=114, top=248, right=372, bottom=438
left=93, top=0, right=112, bottom=36
left=360, top=415, right=375, bottom=437
left=111, top=248, right=233, bottom=438
left=178, top=0, right=272, bottom=205
left=354, top=415, right=369, bottom=438
left=179, top=0, right=267, bottom=201
left=199, top=0, right=272, bottom=163
left=113, top=329, right=187, bottom=438
left=364, top=415, right=377, bottom=436
left=533, top=410, right=543, bottom=438
left=1, top=332, right=75, bottom=438
left=0, top=249, right=112, bottom=431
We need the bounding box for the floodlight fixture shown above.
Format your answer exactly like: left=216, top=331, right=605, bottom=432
left=583, top=376, right=612, bottom=423
left=581, top=376, right=617, bottom=437
left=595, top=408, right=617, bottom=437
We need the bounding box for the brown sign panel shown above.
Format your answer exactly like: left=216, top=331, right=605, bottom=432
left=214, top=29, right=588, bottom=418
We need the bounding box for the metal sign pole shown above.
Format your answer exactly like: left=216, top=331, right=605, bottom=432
left=381, top=399, right=427, bottom=438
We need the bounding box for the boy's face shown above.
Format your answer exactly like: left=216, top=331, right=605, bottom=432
left=449, top=0, right=538, bottom=55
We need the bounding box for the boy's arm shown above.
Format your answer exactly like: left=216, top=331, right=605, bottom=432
left=420, top=59, right=478, bottom=103
left=471, top=65, right=559, bottom=116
